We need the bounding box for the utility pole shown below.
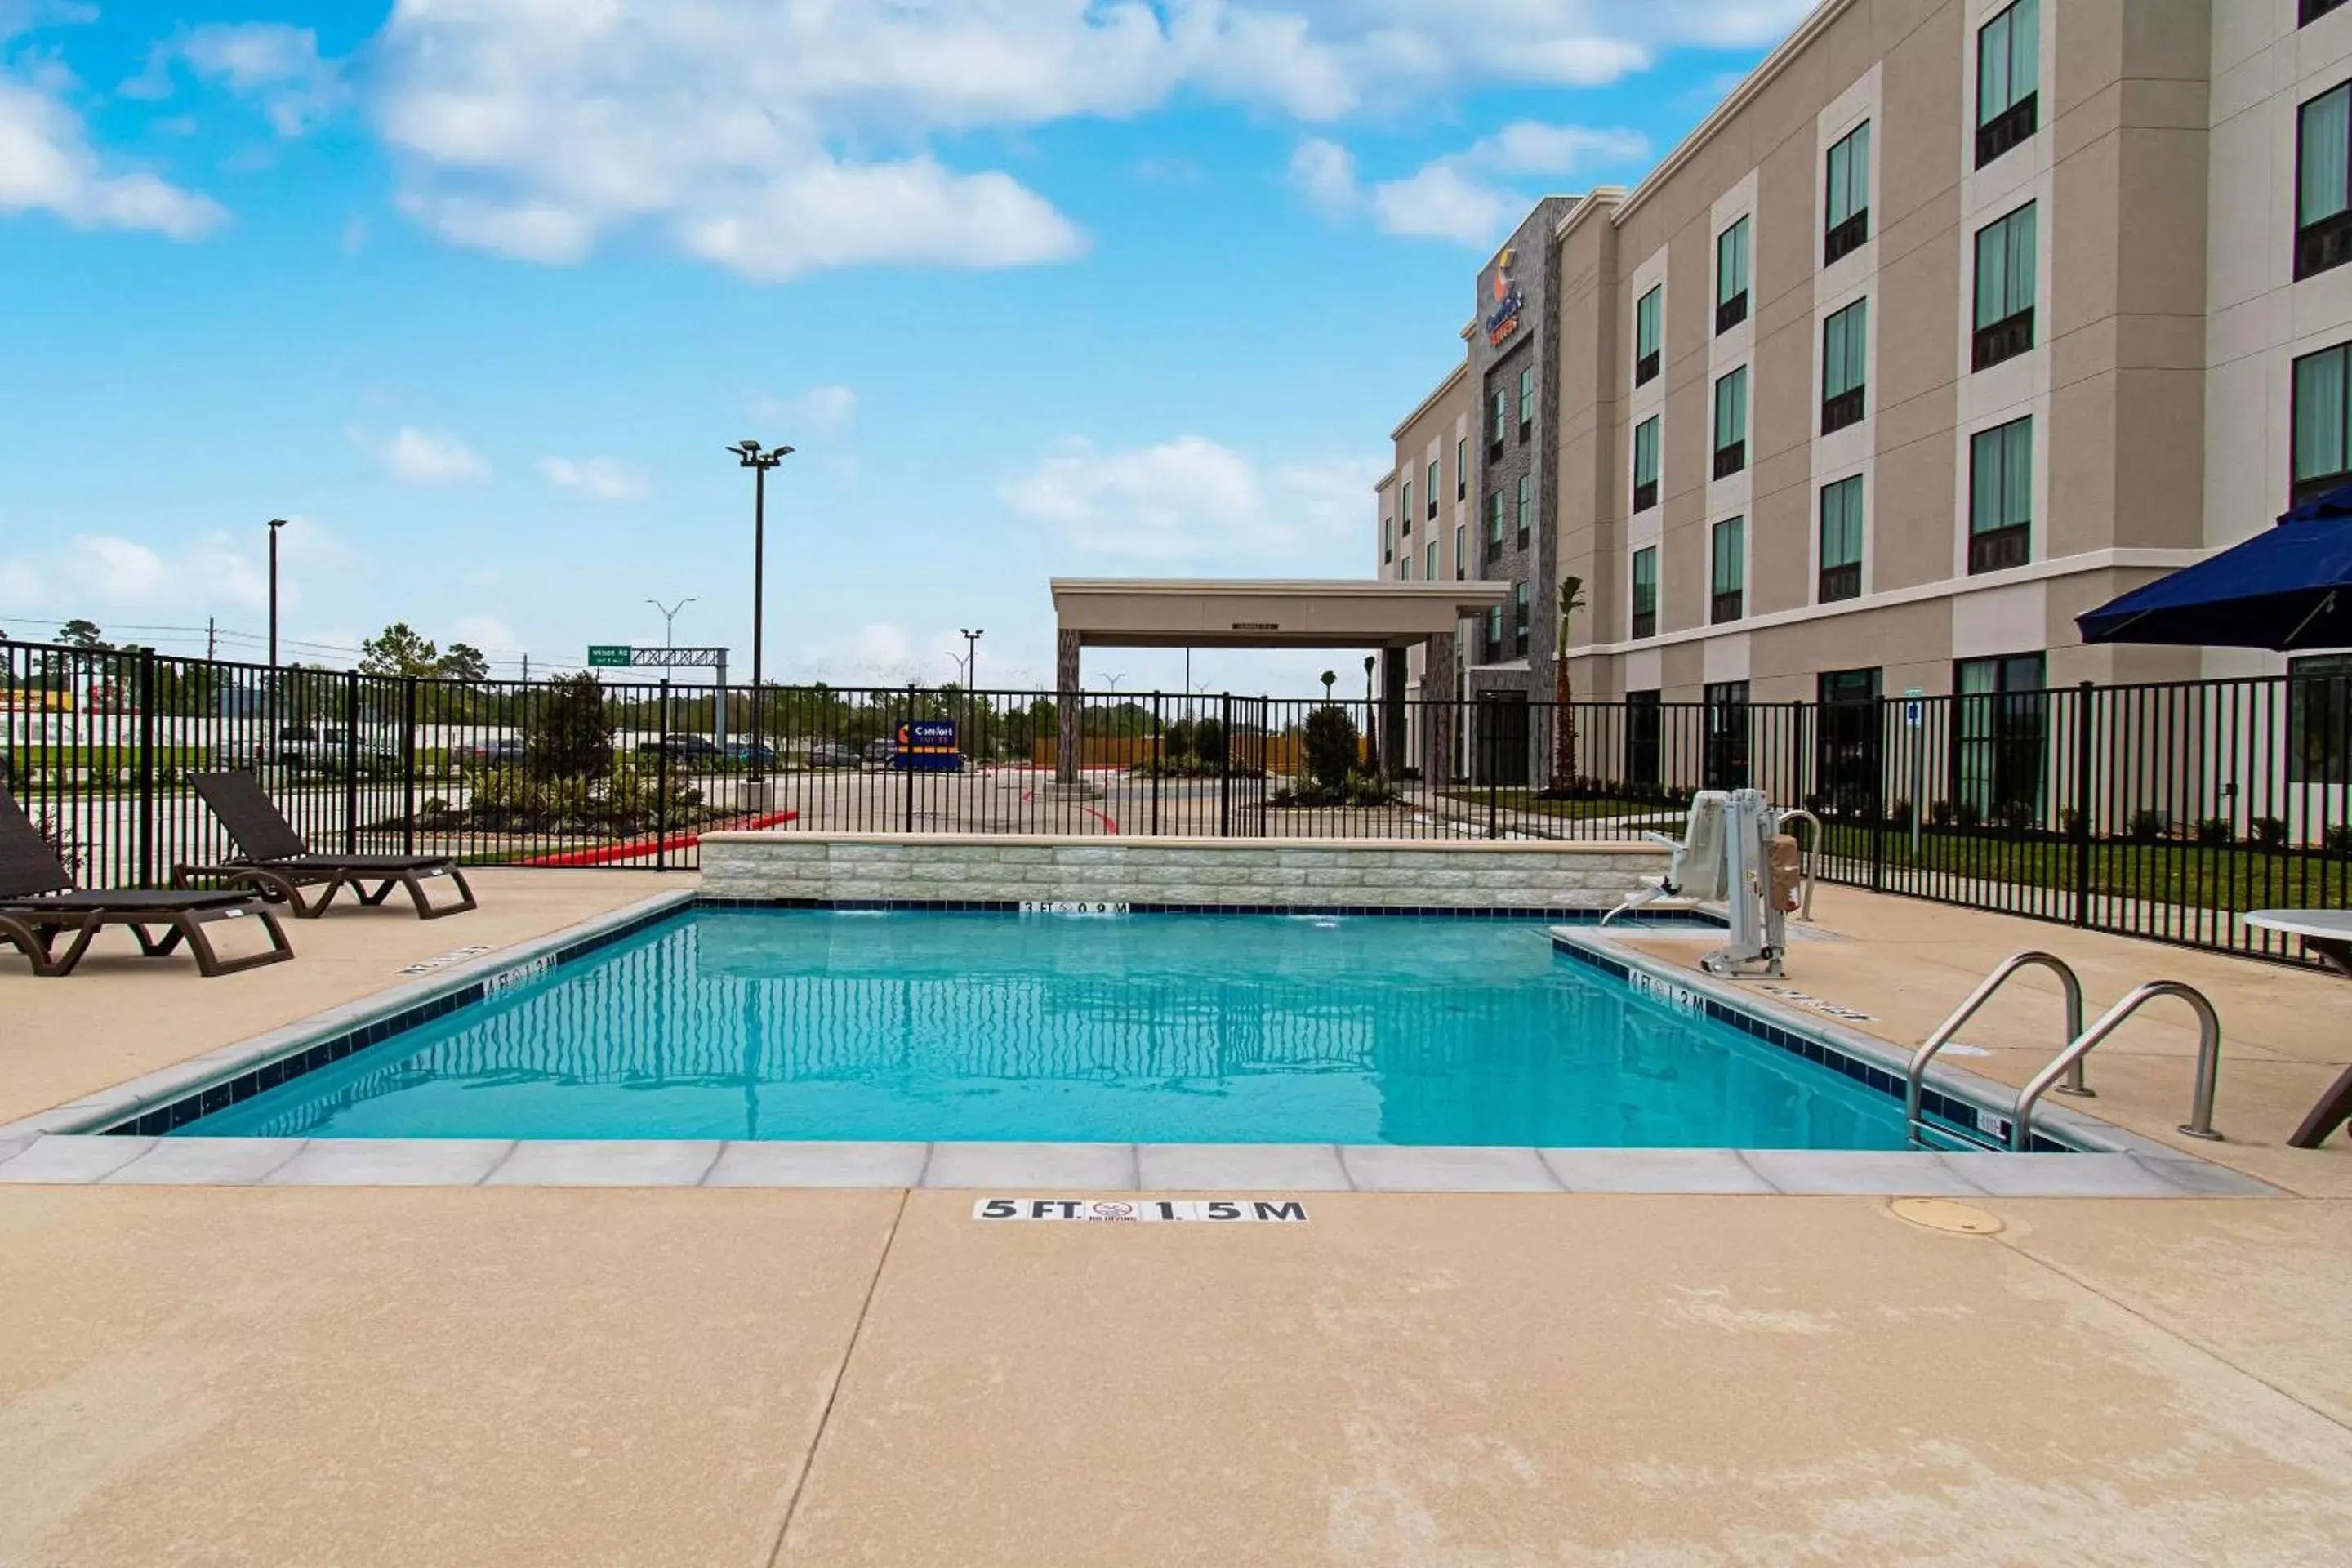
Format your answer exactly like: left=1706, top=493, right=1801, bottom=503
left=206, top=617, right=216, bottom=659
left=266, top=518, right=287, bottom=667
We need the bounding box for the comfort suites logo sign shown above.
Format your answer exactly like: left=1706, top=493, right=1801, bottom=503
left=1484, top=247, right=1523, bottom=346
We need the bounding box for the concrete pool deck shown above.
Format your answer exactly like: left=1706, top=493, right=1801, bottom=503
left=6, top=869, right=2352, bottom=1561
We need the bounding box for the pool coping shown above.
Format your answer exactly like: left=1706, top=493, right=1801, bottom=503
left=0, top=898, right=2281, bottom=1198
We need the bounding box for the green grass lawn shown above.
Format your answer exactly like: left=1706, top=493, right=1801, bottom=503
left=1436, top=787, right=1687, bottom=826
left=1811, top=821, right=2351, bottom=915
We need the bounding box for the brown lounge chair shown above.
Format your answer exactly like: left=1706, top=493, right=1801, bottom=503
left=176, top=770, right=478, bottom=920
left=0, top=783, right=293, bottom=978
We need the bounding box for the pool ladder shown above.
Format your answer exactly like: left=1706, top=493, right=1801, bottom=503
left=1904, top=951, right=2225, bottom=1152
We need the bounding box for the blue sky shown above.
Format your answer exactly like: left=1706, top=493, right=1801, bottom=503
left=0, top=0, right=1800, bottom=693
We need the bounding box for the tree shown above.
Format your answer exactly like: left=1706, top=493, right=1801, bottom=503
left=1301, top=704, right=1360, bottom=796
left=435, top=642, right=489, bottom=683
left=56, top=618, right=107, bottom=648
left=1548, top=575, right=1588, bottom=792
left=528, top=672, right=614, bottom=779
left=359, top=621, right=441, bottom=678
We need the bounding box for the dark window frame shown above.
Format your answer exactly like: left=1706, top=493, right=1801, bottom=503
left=1968, top=416, right=2033, bottom=576
left=2292, top=341, right=2352, bottom=507
left=1824, top=122, right=1870, bottom=265
left=1513, top=581, right=1530, bottom=659
left=1953, top=653, right=2048, bottom=820
left=1632, top=416, right=1660, bottom=513
left=1455, top=439, right=1468, bottom=501
left=1426, top=460, right=1439, bottom=521
left=1821, top=298, right=1868, bottom=432
left=1974, top=0, right=2038, bottom=169
left=1710, top=517, right=1745, bottom=626
left=1516, top=472, right=1532, bottom=550
left=1634, top=286, right=1662, bottom=385
left=2297, top=82, right=2352, bottom=281
left=2306, top=0, right=2351, bottom=25
left=1715, top=217, right=1750, bottom=336
left=2290, top=653, right=2352, bottom=785
left=1818, top=476, right=1864, bottom=604
left=1630, top=546, right=1658, bottom=640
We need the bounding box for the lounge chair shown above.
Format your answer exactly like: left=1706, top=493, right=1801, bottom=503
left=0, top=783, right=292, bottom=978
left=176, top=770, right=478, bottom=920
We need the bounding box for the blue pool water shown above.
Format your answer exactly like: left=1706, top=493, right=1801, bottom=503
left=180, top=910, right=1914, bottom=1147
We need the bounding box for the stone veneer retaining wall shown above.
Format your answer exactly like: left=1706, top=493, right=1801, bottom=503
left=698, top=832, right=1668, bottom=910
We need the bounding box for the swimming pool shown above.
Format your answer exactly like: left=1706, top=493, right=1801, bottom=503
left=172, top=908, right=1922, bottom=1149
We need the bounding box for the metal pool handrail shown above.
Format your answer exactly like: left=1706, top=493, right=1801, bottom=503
left=2010, top=979, right=2224, bottom=1150
left=1906, top=951, right=2086, bottom=1142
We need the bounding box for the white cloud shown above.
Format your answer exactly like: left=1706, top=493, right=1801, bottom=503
left=1299, top=119, right=1650, bottom=245
left=159, top=23, right=347, bottom=137
left=449, top=613, right=519, bottom=653
left=1002, top=435, right=1382, bottom=566
left=357, top=426, right=492, bottom=485
left=800, top=621, right=923, bottom=684
left=0, top=521, right=343, bottom=621
left=539, top=455, right=647, bottom=501
left=0, top=70, right=225, bottom=238
left=1288, top=137, right=1356, bottom=215
left=369, top=0, right=1779, bottom=280
left=751, top=385, right=856, bottom=438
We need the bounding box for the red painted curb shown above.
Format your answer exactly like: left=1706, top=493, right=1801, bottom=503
left=518, top=808, right=799, bottom=868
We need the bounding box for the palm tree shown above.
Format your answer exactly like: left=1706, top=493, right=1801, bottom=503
left=1548, top=575, right=1587, bottom=792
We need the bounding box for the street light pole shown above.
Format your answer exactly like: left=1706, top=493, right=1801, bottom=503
left=267, top=518, right=287, bottom=667
left=958, top=628, right=984, bottom=768
left=647, top=597, right=696, bottom=652
left=725, top=440, right=792, bottom=778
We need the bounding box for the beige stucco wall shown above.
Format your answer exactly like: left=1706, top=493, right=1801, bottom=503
left=701, top=833, right=1667, bottom=911
left=1385, top=361, right=1475, bottom=696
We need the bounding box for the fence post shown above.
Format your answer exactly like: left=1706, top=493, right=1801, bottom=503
left=656, top=679, right=672, bottom=871
left=903, top=683, right=917, bottom=834
left=1218, top=693, right=1232, bottom=838
left=342, top=669, right=359, bottom=854
left=1486, top=706, right=1499, bottom=840
left=1869, top=696, right=1886, bottom=893
left=401, top=677, right=418, bottom=857
left=136, top=648, right=155, bottom=887
left=2073, top=679, right=2096, bottom=928
left=1152, top=691, right=1162, bottom=837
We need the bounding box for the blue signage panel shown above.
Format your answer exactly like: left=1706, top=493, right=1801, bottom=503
left=895, top=719, right=961, bottom=771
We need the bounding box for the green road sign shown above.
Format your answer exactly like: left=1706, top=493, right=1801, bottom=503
left=586, top=644, right=633, bottom=668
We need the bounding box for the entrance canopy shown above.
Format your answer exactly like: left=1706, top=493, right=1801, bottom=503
left=1050, top=578, right=1508, bottom=651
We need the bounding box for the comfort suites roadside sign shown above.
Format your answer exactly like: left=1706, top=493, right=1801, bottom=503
left=1484, top=247, right=1523, bottom=346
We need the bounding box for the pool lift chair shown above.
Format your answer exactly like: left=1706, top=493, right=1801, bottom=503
left=1601, top=788, right=1816, bottom=978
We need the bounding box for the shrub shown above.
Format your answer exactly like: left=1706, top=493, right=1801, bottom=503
left=1299, top=705, right=1360, bottom=795
left=2252, top=815, right=2287, bottom=849
left=2058, top=806, right=2086, bottom=839
left=528, top=672, right=614, bottom=782
left=2000, top=800, right=2035, bottom=833
left=1928, top=799, right=1956, bottom=828
left=2193, top=816, right=2234, bottom=847
left=2328, top=824, right=2352, bottom=858
left=1954, top=800, right=1984, bottom=830
left=1886, top=798, right=1913, bottom=831
left=2129, top=808, right=2167, bottom=843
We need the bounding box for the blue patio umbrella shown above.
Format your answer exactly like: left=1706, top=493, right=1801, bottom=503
left=2077, top=482, right=2352, bottom=650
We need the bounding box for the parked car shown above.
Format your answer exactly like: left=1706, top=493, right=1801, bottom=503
left=634, top=733, right=723, bottom=764
left=452, top=735, right=526, bottom=768
left=720, top=740, right=781, bottom=769
left=862, top=737, right=898, bottom=766
left=805, top=741, right=858, bottom=769
left=252, top=724, right=400, bottom=777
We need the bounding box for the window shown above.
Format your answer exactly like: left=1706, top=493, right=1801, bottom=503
left=2290, top=654, right=2352, bottom=785
left=2308, top=0, right=2352, bottom=26
left=1455, top=438, right=1468, bottom=499
left=1513, top=581, right=1530, bottom=658
left=1483, top=605, right=1503, bottom=664
left=1454, top=523, right=1468, bottom=580
left=1968, top=416, right=2033, bottom=573
left=1954, top=653, right=2047, bottom=820
left=1635, top=286, right=1663, bottom=385
left=1704, top=680, right=1750, bottom=791
left=1819, top=476, right=1864, bottom=603
left=1401, top=479, right=1413, bottom=535
left=1972, top=203, right=2037, bottom=369
left=1712, top=366, right=1748, bottom=478
left=2299, top=82, right=2352, bottom=280
left=1633, top=417, right=1660, bottom=511
left=2295, top=343, right=2352, bottom=507
left=1625, top=690, right=1662, bottom=787
left=1490, top=389, right=1508, bottom=453
left=1517, top=472, right=1533, bottom=547
left=1425, top=541, right=1437, bottom=581
left=1715, top=217, right=1750, bottom=332
left=1401, top=554, right=1412, bottom=581
left=1824, top=121, right=1871, bottom=265
left=1487, top=491, right=1505, bottom=558
left=1382, top=514, right=1393, bottom=564
left=1630, top=546, right=1658, bottom=639
left=1518, top=366, right=1536, bottom=441
left=1976, top=0, right=2038, bottom=168
left=1710, top=517, right=1745, bottom=624
left=1822, top=298, right=1868, bottom=432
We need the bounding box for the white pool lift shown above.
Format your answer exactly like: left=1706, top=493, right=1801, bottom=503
left=1602, top=788, right=1816, bottom=978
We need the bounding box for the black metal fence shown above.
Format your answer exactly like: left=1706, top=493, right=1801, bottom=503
left=7, top=637, right=2350, bottom=963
